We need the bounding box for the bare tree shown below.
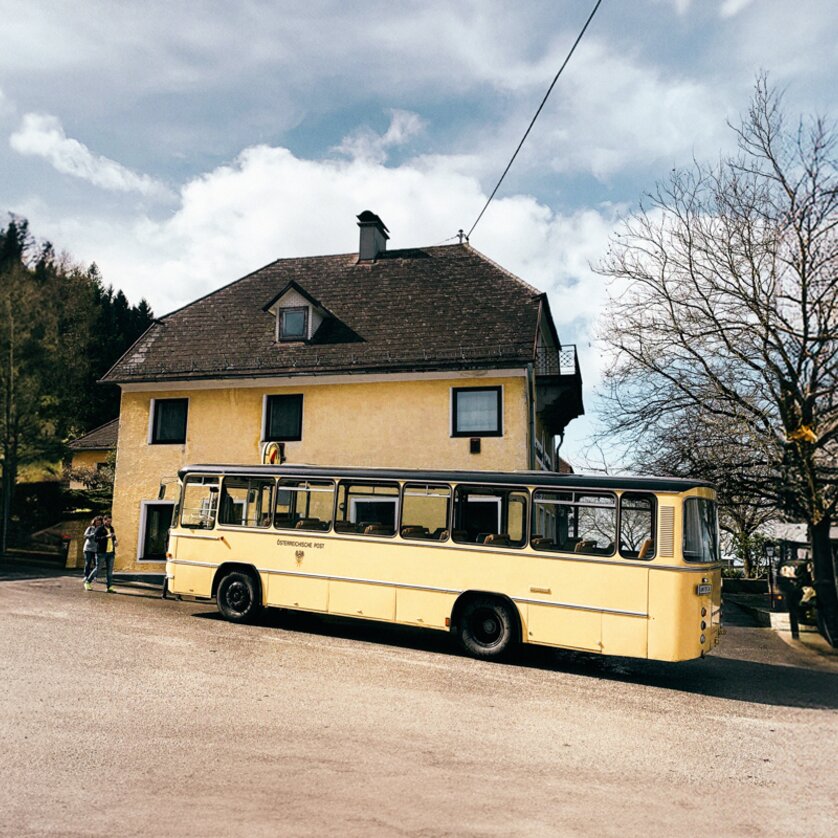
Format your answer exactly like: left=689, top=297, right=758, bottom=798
left=596, top=76, right=838, bottom=644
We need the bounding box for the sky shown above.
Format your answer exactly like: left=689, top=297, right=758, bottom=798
left=1, top=0, right=836, bottom=465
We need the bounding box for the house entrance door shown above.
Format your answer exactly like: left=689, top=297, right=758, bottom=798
left=140, top=502, right=174, bottom=561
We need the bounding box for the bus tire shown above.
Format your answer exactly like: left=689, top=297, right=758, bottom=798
left=216, top=570, right=262, bottom=623
left=456, top=596, right=517, bottom=660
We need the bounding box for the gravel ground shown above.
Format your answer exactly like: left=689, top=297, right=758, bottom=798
left=1, top=565, right=836, bottom=838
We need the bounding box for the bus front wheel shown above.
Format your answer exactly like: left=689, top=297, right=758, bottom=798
left=216, top=571, right=261, bottom=623
left=457, top=596, right=517, bottom=660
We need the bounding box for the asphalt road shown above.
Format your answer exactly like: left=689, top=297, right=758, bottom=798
left=1, top=564, right=836, bottom=838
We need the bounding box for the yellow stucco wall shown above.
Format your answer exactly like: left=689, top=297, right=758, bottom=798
left=112, top=374, right=530, bottom=571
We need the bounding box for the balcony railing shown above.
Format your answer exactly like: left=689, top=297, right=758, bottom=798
left=535, top=344, right=578, bottom=376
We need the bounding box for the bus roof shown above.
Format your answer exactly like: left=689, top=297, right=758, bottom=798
left=177, top=463, right=714, bottom=494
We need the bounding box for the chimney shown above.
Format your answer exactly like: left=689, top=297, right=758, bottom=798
left=357, top=210, right=389, bottom=261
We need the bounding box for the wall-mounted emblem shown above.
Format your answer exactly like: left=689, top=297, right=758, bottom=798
left=261, top=441, right=286, bottom=465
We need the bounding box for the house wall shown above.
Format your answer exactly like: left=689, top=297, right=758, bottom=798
left=112, top=372, right=529, bottom=572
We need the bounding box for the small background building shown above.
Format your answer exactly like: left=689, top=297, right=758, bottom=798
left=66, top=419, right=118, bottom=489
left=103, top=213, right=584, bottom=572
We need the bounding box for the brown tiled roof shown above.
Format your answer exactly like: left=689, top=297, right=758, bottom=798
left=102, top=244, right=547, bottom=383
left=68, top=418, right=119, bottom=450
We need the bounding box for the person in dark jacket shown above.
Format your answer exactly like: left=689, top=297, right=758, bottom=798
left=777, top=561, right=802, bottom=639
left=92, top=515, right=118, bottom=592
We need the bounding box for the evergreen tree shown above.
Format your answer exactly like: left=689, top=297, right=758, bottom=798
left=0, top=215, right=154, bottom=546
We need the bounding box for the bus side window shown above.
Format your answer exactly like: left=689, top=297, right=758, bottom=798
left=400, top=483, right=451, bottom=540
left=335, top=481, right=399, bottom=537
left=619, top=493, right=656, bottom=559
left=275, top=480, right=335, bottom=532
left=453, top=485, right=528, bottom=547
left=531, top=490, right=616, bottom=556
left=219, top=477, right=275, bottom=528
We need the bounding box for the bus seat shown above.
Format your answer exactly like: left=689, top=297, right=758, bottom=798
left=638, top=538, right=654, bottom=559
left=484, top=533, right=510, bottom=546
left=364, top=524, right=393, bottom=536
left=401, top=525, right=429, bottom=538
left=574, top=540, right=596, bottom=553
left=334, top=521, right=360, bottom=533
left=452, top=529, right=468, bottom=542
left=434, top=528, right=449, bottom=540
left=531, top=536, right=555, bottom=548
left=296, top=518, right=329, bottom=531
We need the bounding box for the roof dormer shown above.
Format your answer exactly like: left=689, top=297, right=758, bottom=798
left=263, top=282, right=329, bottom=343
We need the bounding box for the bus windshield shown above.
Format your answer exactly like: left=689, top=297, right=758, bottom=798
left=683, top=498, right=718, bottom=563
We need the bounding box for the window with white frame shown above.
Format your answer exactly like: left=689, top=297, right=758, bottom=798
left=264, top=394, right=303, bottom=441
left=278, top=307, right=308, bottom=340
left=150, top=398, right=188, bottom=444
left=451, top=386, right=502, bottom=437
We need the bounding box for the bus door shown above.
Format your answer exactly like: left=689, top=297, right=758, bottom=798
left=170, top=475, right=220, bottom=595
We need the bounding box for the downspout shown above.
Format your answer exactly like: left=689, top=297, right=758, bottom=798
left=526, top=363, right=536, bottom=470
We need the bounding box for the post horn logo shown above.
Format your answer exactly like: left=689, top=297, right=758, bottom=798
left=295, top=550, right=305, bottom=563
left=261, top=441, right=286, bottom=465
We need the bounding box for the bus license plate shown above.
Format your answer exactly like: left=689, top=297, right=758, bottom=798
left=696, top=584, right=712, bottom=595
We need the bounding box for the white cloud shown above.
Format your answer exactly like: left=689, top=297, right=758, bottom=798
left=26, top=136, right=617, bottom=335
left=9, top=113, right=171, bottom=197
left=334, top=110, right=426, bottom=163
left=719, top=0, right=755, bottom=18
left=0, top=87, right=14, bottom=118
left=530, top=42, right=734, bottom=179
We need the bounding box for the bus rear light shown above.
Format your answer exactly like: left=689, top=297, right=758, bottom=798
left=445, top=617, right=451, bottom=627
left=701, top=621, right=707, bottom=630
left=166, top=552, right=173, bottom=558
left=700, top=634, right=706, bottom=644
left=701, top=607, right=707, bottom=617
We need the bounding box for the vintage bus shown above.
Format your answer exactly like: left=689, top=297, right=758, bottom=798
left=164, top=464, right=722, bottom=662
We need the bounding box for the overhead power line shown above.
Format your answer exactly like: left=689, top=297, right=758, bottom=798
left=465, top=0, right=604, bottom=241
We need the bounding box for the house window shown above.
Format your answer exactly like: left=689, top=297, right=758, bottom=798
left=265, top=394, right=303, bottom=441
left=452, top=386, right=502, bottom=437
left=151, top=398, right=188, bottom=444
left=279, top=307, right=308, bottom=340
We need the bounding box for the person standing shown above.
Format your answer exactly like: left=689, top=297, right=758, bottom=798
left=778, top=561, right=802, bottom=640
left=94, top=515, right=118, bottom=593
left=82, top=515, right=103, bottom=591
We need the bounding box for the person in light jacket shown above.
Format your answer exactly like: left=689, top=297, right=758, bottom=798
left=82, top=516, right=103, bottom=591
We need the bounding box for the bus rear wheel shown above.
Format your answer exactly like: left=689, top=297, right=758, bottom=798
left=457, top=596, right=517, bottom=660
left=216, top=571, right=261, bottom=623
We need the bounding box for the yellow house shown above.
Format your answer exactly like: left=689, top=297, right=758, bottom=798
left=67, top=419, right=118, bottom=489
left=103, top=212, right=584, bottom=572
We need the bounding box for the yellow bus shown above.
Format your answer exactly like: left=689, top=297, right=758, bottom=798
left=164, top=464, right=722, bottom=662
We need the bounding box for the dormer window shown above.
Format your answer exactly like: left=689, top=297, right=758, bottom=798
left=264, top=281, right=330, bottom=345
left=279, top=307, right=308, bottom=341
